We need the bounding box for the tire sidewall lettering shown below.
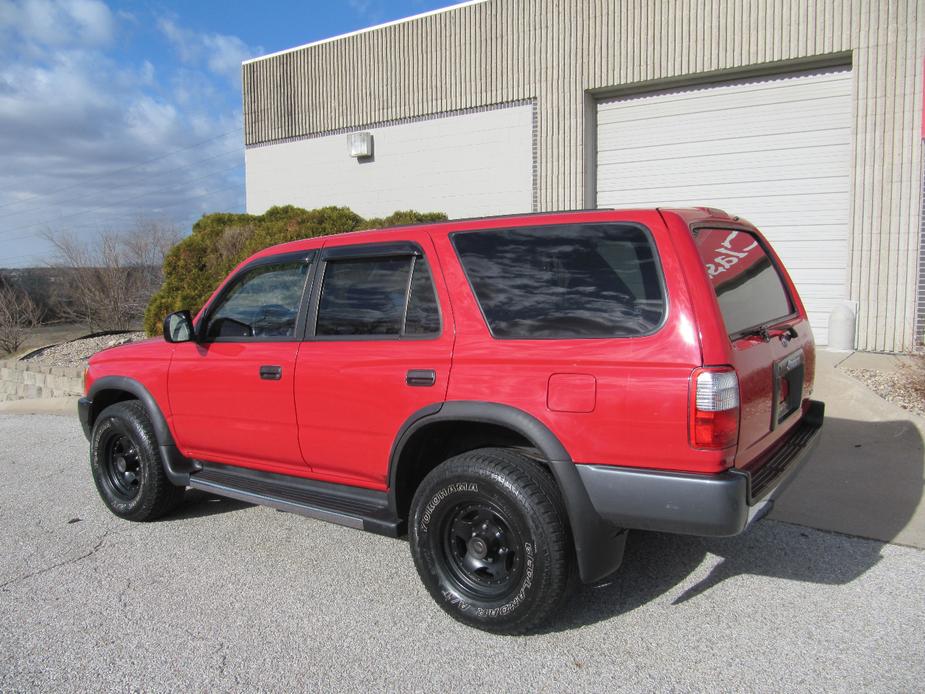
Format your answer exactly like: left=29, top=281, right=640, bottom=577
left=419, top=481, right=479, bottom=533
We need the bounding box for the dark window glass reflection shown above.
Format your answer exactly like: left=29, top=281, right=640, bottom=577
left=317, top=256, right=411, bottom=336
left=692, top=228, right=793, bottom=337
left=404, top=258, right=440, bottom=335
left=452, top=224, right=666, bottom=338
left=206, top=262, right=309, bottom=339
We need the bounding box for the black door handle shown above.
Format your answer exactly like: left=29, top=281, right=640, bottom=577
left=260, top=365, right=283, bottom=380
left=406, top=369, right=436, bottom=387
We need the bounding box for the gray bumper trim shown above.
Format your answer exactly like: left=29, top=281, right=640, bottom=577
left=577, top=465, right=750, bottom=536
left=576, top=400, right=824, bottom=537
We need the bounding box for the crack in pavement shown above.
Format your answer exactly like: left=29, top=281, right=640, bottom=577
left=0, top=529, right=112, bottom=591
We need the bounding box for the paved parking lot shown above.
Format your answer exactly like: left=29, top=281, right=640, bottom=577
left=1, top=413, right=923, bottom=692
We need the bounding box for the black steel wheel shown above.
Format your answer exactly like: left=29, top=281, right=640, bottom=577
left=409, top=448, right=573, bottom=634
left=441, top=499, right=525, bottom=599
left=90, top=401, right=184, bottom=521
left=101, top=433, right=142, bottom=500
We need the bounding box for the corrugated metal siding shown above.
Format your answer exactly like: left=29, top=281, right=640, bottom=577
left=242, top=0, right=925, bottom=352
left=918, top=140, right=925, bottom=348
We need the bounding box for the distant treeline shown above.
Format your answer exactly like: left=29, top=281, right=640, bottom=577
left=0, top=267, right=75, bottom=323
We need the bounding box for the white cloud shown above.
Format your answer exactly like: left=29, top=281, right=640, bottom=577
left=347, top=0, right=386, bottom=25
left=0, top=0, right=114, bottom=48
left=158, top=17, right=260, bottom=86
left=0, top=1, right=254, bottom=266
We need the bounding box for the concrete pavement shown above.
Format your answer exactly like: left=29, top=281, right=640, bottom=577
left=770, top=350, right=925, bottom=549
left=1, top=413, right=923, bottom=692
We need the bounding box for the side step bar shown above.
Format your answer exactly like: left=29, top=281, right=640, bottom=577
left=189, top=462, right=403, bottom=537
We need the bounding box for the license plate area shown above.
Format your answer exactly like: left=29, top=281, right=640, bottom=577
left=771, top=349, right=804, bottom=429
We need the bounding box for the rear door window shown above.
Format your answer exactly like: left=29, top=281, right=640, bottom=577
left=315, top=253, right=440, bottom=337
left=692, top=227, right=794, bottom=337
left=451, top=223, right=665, bottom=339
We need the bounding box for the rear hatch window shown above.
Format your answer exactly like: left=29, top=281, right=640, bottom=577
left=691, top=228, right=794, bottom=337
left=452, top=223, right=665, bottom=339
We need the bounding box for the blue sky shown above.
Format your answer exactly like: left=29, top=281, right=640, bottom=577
left=0, top=0, right=452, bottom=267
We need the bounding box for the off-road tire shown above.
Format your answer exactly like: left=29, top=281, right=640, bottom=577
left=90, top=400, right=184, bottom=521
left=409, top=447, right=572, bottom=634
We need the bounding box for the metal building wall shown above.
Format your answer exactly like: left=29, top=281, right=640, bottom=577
left=242, top=0, right=925, bottom=352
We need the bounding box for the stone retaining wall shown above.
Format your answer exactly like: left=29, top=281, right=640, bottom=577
left=0, top=360, right=84, bottom=402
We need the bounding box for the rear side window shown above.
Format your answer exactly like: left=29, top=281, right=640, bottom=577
left=452, top=223, right=665, bottom=339
left=315, top=254, right=440, bottom=337
left=692, top=228, right=794, bottom=337
left=404, top=258, right=441, bottom=335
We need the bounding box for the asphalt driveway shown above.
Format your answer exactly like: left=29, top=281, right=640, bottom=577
left=1, top=412, right=923, bottom=692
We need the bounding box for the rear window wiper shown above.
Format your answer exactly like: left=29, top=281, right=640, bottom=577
left=735, top=324, right=799, bottom=343
left=735, top=325, right=771, bottom=342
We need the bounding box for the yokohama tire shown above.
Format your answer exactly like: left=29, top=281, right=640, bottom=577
left=90, top=400, right=184, bottom=521
left=409, top=448, right=573, bottom=634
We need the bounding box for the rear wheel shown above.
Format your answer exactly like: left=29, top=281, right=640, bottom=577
left=409, top=448, right=572, bottom=634
left=90, top=401, right=184, bottom=521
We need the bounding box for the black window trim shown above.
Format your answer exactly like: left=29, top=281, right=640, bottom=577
left=449, top=221, right=670, bottom=341
left=302, top=240, right=443, bottom=342
left=689, top=222, right=800, bottom=342
left=195, top=250, right=317, bottom=344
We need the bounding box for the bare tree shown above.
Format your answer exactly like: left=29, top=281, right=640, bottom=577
left=43, top=220, right=181, bottom=331
left=0, top=282, right=43, bottom=355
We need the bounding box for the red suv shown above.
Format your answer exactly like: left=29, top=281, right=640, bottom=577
left=79, top=208, right=823, bottom=633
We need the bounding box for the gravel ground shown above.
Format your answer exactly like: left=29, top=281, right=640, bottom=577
left=1, top=413, right=924, bottom=692
left=844, top=363, right=925, bottom=419
left=21, top=332, right=147, bottom=368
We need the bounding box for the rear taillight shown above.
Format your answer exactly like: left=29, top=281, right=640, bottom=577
left=690, top=367, right=740, bottom=449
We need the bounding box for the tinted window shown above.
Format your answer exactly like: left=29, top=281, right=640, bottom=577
left=205, top=261, right=309, bottom=339
left=452, top=224, right=665, bottom=338
left=404, top=258, right=440, bottom=335
left=692, top=228, right=794, bottom=336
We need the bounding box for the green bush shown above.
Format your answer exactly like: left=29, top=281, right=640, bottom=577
left=143, top=206, right=447, bottom=335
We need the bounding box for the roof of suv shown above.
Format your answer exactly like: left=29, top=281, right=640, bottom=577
left=247, top=206, right=745, bottom=262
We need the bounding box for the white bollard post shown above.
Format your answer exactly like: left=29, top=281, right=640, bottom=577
left=827, top=301, right=856, bottom=352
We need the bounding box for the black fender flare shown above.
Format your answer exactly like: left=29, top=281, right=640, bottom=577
left=86, top=376, right=200, bottom=486
left=388, top=401, right=627, bottom=583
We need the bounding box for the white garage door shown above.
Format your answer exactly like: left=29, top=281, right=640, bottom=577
left=596, top=67, right=853, bottom=344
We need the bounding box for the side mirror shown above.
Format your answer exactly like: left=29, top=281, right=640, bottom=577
left=163, top=310, right=195, bottom=343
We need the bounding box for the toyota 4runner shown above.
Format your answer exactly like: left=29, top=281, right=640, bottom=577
left=79, top=207, right=824, bottom=633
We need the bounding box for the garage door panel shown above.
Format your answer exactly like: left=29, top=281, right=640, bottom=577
left=597, top=139, right=850, bottom=173
left=599, top=108, right=849, bottom=145
left=598, top=135, right=850, bottom=170
left=597, top=179, right=849, bottom=204
left=607, top=192, right=849, bottom=218
left=598, top=163, right=849, bottom=191
left=598, top=76, right=854, bottom=125
left=596, top=67, right=852, bottom=344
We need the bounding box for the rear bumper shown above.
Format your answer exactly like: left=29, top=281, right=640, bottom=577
left=576, top=400, right=824, bottom=536
left=78, top=396, right=92, bottom=440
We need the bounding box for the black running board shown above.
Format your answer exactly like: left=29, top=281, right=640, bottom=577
left=189, top=462, right=403, bottom=537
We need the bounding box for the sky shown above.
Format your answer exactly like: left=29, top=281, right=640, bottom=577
left=0, top=0, right=454, bottom=267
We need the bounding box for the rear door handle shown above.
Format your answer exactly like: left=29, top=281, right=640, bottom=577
left=260, top=365, right=283, bottom=380
left=406, top=369, right=436, bottom=387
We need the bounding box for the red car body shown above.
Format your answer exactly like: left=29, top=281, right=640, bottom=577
left=81, top=207, right=823, bottom=587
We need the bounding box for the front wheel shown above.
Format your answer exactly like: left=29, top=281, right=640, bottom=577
left=90, top=400, right=184, bottom=521
left=409, top=448, right=573, bottom=634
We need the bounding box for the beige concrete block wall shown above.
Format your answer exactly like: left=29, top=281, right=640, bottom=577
left=0, top=361, right=84, bottom=402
